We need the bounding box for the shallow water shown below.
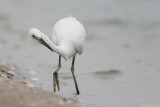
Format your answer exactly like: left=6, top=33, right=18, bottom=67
left=1, top=0, right=160, bottom=106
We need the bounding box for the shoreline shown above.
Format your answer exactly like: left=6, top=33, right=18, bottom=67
left=0, top=63, right=76, bottom=107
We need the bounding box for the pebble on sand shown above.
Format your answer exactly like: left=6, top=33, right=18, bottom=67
left=0, top=73, right=7, bottom=78
left=31, top=78, right=39, bottom=81
left=21, top=81, right=32, bottom=84
left=0, top=68, right=7, bottom=72
left=26, top=84, right=35, bottom=88
left=28, top=70, right=37, bottom=74
left=21, top=81, right=35, bottom=87
left=7, top=70, right=16, bottom=76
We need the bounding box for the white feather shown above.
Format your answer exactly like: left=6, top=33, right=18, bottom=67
left=29, top=17, right=86, bottom=60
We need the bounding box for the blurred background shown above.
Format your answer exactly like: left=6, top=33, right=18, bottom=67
left=0, top=0, right=160, bottom=107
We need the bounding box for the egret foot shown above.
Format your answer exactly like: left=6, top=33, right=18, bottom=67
left=76, top=91, right=80, bottom=95
left=53, top=72, right=60, bottom=92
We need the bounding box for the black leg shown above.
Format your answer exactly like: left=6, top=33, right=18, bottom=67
left=53, top=55, right=61, bottom=92
left=71, top=56, right=80, bottom=95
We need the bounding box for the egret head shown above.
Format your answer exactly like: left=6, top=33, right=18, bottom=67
left=29, top=28, right=53, bottom=51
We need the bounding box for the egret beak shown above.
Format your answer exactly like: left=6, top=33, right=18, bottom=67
left=39, top=38, right=54, bottom=52
left=32, top=35, right=53, bottom=52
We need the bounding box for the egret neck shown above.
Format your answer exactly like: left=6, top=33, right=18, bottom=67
left=41, top=33, right=71, bottom=60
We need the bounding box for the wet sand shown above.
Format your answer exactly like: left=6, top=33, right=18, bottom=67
left=0, top=80, right=75, bottom=107
left=0, top=65, right=75, bottom=107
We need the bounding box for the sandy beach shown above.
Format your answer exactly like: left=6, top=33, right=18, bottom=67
left=0, top=64, right=76, bottom=107
left=0, top=80, right=75, bottom=107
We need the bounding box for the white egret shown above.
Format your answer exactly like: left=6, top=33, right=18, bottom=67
left=29, top=17, right=86, bottom=95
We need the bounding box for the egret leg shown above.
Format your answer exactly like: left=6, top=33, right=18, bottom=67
left=71, top=56, right=80, bottom=95
left=53, top=55, right=61, bottom=92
